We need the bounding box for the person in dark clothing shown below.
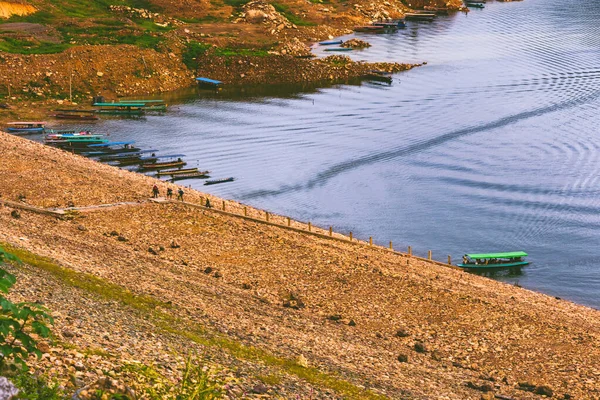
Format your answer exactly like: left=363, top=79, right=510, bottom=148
left=152, top=184, right=159, bottom=198
left=166, top=188, right=173, bottom=199
left=205, top=198, right=212, bottom=208
left=177, top=188, right=184, bottom=201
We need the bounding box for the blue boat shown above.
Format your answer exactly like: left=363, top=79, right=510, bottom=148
left=319, top=39, right=343, bottom=45
left=324, top=47, right=353, bottom=52
left=196, top=77, right=223, bottom=88
left=6, top=121, right=46, bottom=134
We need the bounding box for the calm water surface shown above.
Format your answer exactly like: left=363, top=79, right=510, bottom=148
left=57, top=0, right=600, bottom=308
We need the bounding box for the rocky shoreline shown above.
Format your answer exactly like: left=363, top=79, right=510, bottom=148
left=1, top=131, right=599, bottom=399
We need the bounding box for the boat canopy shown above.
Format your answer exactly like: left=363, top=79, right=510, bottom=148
left=466, top=251, right=528, bottom=259
left=88, top=141, right=135, bottom=147
left=7, top=121, right=46, bottom=125
left=196, top=77, right=222, bottom=86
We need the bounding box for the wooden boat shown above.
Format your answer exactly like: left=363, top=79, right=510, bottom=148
left=86, top=141, right=140, bottom=154
left=113, top=156, right=158, bottom=166
left=169, top=172, right=210, bottom=181
left=404, top=12, right=436, bottom=21
left=156, top=168, right=200, bottom=176
left=204, top=177, right=235, bottom=185
left=53, top=113, right=99, bottom=121
left=117, top=101, right=167, bottom=112
left=319, top=39, right=343, bottom=45
left=45, top=132, right=108, bottom=147
left=196, top=77, right=223, bottom=89
left=93, top=149, right=158, bottom=161
left=324, top=47, right=353, bottom=52
left=93, top=103, right=145, bottom=115
left=353, top=25, right=386, bottom=33
left=466, top=2, right=485, bottom=8
left=6, top=121, right=46, bottom=134
left=457, top=252, right=529, bottom=269
left=373, top=20, right=405, bottom=28
left=141, top=161, right=186, bottom=170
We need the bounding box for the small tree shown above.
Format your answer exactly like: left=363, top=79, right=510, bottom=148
left=0, top=247, right=53, bottom=371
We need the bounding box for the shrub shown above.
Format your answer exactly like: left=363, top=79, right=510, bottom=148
left=0, top=247, right=53, bottom=371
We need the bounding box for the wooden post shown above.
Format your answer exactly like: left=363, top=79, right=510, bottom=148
left=448, top=255, right=452, bottom=265
left=349, top=232, right=353, bottom=241
left=408, top=246, right=412, bottom=256
left=389, top=241, right=393, bottom=250
left=266, top=212, right=269, bottom=222
left=287, top=217, right=290, bottom=227
left=369, top=237, right=373, bottom=246
left=308, top=222, right=311, bottom=232
left=222, top=200, right=225, bottom=211
left=244, top=207, right=247, bottom=216
left=329, top=226, right=333, bottom=236
left=428, top=250, right=432, bottom=260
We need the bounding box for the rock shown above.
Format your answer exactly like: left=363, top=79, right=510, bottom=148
left=395, top=328, right=410, bottom=338
left=518, top=382, right=536, bottom=392
left=246, top=9, right=267, bottom=23
left=348, top=319, right=356, bottom=326
left=74, top=361, right=85, bottom=371
left=10, top=210, right=20, bottom=219
left=535, top=385, right=553, bottom=397
left=213, top=271, right=222, bottom=278
left=37, top=342, right=50, bottom=353
left=117, top=236, right=127, bottom=242
left=77, top=225, right=87, bottom=231
left=251, top=383, right=268, bottom=394
left=467, top=381, right=493, bottom=392
left=327, top=314, right=342, bottom=321
left=97, top=71, right=104, bottom=77
left=297, top=354, right=309, bottom=367
left=242, top=282, right=252, bottom=289
left=204, top=267, right=213, bottom=274
left=431, top=350, right=443, bottom=361
left=414, top=342, right=427, bottom=353
left=397, top=354, right=408, bottom=363
left=480, top=393, right=494, bottom=400
left=148, top=247, right=158, bottom=255
left=62, top=329, right=76, bottom=338
left=170, top=240, right=180, bottom=248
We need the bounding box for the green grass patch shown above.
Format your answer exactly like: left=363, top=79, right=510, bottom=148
left=6, top=371, right=64, bottom=400
left=3, top=243, right=387, bottom=400
left=182, top=41, right=212, bottom=70
left=223, top=0, right=252, bottom=7
left=0, top=37, right=70, bottom=54
left=2, top=243, right=171, bottom=314
left=271, top=2, right=316, bottom=26
left=0, top=10, right=56, bottom=25
left=213, top=47, right=269, bottom=57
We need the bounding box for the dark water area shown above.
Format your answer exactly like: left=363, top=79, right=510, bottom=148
left=50, top=0, right=600, bottom=308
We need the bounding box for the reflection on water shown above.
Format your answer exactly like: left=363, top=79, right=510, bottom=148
left=47, top=0, right=600, bottom=308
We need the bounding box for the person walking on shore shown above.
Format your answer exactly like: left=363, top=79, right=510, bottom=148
left=177, top=188, right=184, bottom=201
left=166, top=188, right=173, bottom=199
left=152, top=184, right=159, bottom=198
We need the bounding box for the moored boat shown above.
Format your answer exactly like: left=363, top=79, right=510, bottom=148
left=53, top=113, right=99, bottom=121
left=404, top=12, right=436, bottom=21
left=204, top=177, right=235, bottom=185
left=319, top=39, right=343, bottom=45
left=141, top=160, right=186, bottom=170
left=6, top=121, right=46, bottom=134
left=156, top=168, right=200, bottom=176
left=169, top=171, right=210, bottom=181
left=365, top=70, right=393, bottom=83
left=353, top=25, right=386, bottom=33
left=457, top=252, right=529, bottom=269
left=324, top=47, right=353, bottom=52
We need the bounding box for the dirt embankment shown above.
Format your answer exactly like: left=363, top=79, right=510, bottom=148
left=1, top=131, right=599, bottom=399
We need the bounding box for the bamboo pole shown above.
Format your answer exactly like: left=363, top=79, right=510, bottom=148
left=428, top=250, right=432, bottom=260
left=408, top=246, right=412, bottom=256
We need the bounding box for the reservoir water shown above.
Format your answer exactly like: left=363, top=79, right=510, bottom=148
left=66, top=0, right=600, bottom=308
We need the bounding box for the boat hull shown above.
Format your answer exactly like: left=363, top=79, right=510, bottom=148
left=7, top=127, right=45, bottom=134
left=457, top=261, right=529, bottom=269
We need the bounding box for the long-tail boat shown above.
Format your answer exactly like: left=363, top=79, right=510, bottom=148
left=404, top=12, right=436, bottom=21
left=86, top=141, right=141, bottom=154
left=6, top=122, right=46, bottom=134
left=204, top=177, right=235, bottom=185
left=457, top=252, right=529, bottom=269
left=169, top=172, right=210, bottom=181
left=156, top=168, right=200, bottom=176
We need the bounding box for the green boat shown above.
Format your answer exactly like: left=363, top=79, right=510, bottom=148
left=457, top=251, right=529, bottom=269
left=93, top=103, right=145, bottom=115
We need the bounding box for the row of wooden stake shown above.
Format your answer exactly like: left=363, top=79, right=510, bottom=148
left=217, top=199, right=453, bottom=266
